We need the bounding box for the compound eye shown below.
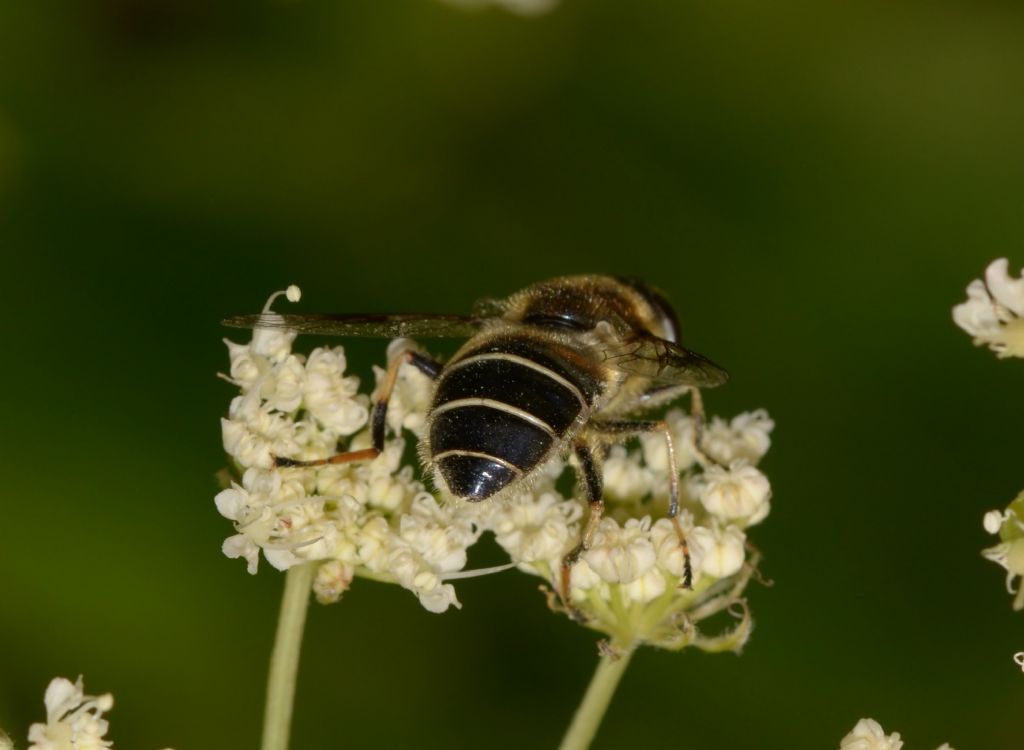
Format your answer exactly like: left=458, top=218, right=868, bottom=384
left=613, top=276, right=681, bottom=342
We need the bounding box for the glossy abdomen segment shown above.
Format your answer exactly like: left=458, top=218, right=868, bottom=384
left=432, top=405, right=551, bottom=499
left=430, top=338, right=600, bottom=501
left=435, top=356, right=581, bottom=433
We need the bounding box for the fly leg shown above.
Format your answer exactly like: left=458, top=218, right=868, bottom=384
left=686, top=386, right=715, bottom=469
left=274, top=346, right=441, bottom=468
left=560, top=441, right=604, bottom=619
left=590, top=419, right=693, bottom=589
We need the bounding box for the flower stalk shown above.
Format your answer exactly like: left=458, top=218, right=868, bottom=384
left=262, top=561, right=318, bottom=750
left=558, top=646, right=636, bottom=750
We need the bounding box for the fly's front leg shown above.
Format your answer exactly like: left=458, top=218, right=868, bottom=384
left=274, top=345, right=441, bottom=469
left=560, top=441, right=604, bottom=617
left=631, top=382, right=714, bottom=469
left=592, top=419, right=693, bottom=590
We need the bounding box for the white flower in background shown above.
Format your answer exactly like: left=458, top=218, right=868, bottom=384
left=839, top=719, right=903, bottom=750
left=0, top=731, right=13, bottom=750
left=838, top=719, right=954, bottom=750
left=27, top=676, right=113, bottom=750
left=981, top=492, right=1024, bottom=611
left=953, top=258, right=1024, bottom=358
left=438, top=0, right=559, bottom=17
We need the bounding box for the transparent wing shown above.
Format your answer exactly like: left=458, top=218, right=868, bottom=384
left=221, top=312, right=482, bottom=338
left=602, top=334, right=729, bottom=387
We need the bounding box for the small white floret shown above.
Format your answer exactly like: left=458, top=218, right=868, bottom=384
left=983, top=509, right=1012, bottom=535
left=490, top=491, right=579, bottom=567
left=703, top=410, right=775, bottom=465
left=953, top=258, right=1024, bottom=358
left=303, top=347, right=368, bottom=434
left=584, top=517, right=657, bottom=584
left=985, top=258, right=1024, bottom=316
left=641, top=409, right=698, bottom=474
left=222, top=534, right=261, bottom=575
left=838, top=718, right=903, bottom=750
left=622, top=566, right=667, bottom=604
left=691, top=524, right=746, bottom=579
left=602, top=446, right=655, bottom=502
left=27, top=676, right=114, bottom=750
left=699, top=461, right=772, bottom=525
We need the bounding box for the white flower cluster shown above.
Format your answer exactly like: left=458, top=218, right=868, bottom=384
left=982, top=492, right=1024, bottom=612
left=218, top=286, right=774, bottom=643
left=483, top=408, right=773, bottom=650
left=838, top=718, right=953, bottom=750
left=953, top=258, right=1024, bottom=358
left=218, top=289, right=482, bottom=613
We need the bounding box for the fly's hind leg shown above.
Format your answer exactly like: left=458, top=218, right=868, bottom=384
left=274, top=345, right=441, bottom=469
left=686, top=386, right=716, bottom=469
left=591, top=419, right=693, bottom=590
left=560, top=441, right=604, bottom=619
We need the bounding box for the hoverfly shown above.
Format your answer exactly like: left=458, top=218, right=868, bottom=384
left=223, top=275, right=728, bottom=602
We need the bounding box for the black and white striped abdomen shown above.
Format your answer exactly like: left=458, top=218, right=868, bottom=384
left=429, top=338, right=600, bottom=500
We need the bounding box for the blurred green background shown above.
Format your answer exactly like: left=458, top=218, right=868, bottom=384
left=2, top=0, right=1023, bottom=747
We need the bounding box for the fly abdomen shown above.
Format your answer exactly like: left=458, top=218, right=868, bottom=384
left=430, top=343, right=597, bottom=500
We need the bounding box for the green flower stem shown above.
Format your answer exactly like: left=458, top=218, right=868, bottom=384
left=262, top=561, right=318, bottom=750
left=558, top=646, right=636, bottom=750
